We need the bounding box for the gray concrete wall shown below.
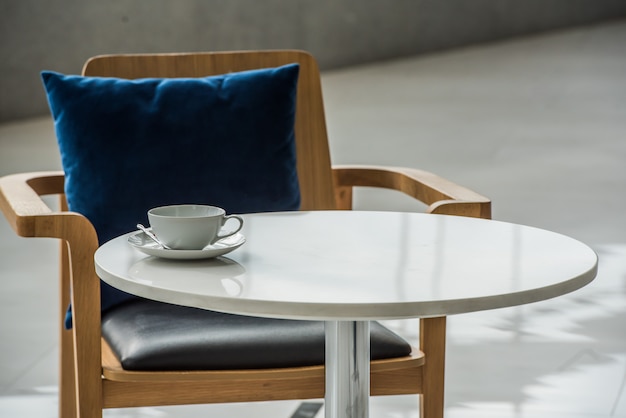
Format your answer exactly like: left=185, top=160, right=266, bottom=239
left=2, top=0, right=626, bottom=122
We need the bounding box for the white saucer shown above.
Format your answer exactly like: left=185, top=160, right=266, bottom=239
left=128, top=230, right=246, bottom=260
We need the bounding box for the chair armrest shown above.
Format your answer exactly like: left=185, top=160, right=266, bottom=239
left=0, top=171, right=75, bottom=238
left=332, top=164, right=491, bottom=219
left=1, top=171, right=102, bottom=397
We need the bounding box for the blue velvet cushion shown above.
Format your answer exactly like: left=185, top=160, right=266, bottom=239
left=41, top=64, right=301, bottom=326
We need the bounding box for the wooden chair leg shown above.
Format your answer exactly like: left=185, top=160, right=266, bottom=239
left=59, top=327, right=77, bottom=418
left=420, top=316, right=446, bottom=418
left=59, top=239, right=77, bottom=418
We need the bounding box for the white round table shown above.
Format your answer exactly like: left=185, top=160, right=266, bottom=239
left=95, top=211, right=598, bottom=418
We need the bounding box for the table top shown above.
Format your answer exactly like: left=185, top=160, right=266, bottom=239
left=95, top=211, right=598, bottom=321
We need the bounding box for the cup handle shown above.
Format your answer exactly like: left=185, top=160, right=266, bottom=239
left=215, top=215, right=244, bottom=242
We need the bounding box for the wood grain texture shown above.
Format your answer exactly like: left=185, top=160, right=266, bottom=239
left=333, top=165, right=491, bottom=219
left=420, top=317, right=447, bottom=418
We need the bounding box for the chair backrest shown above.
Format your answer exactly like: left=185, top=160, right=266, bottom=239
left=82, top=50, right=337, bottom=211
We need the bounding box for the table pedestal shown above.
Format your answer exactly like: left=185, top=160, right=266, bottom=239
left=325, top=321, right=371, bottom=418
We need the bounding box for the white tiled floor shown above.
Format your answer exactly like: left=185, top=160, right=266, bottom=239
left=1, top=19, right=625, bottom=417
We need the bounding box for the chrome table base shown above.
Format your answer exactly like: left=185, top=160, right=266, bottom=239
left=325, top=321, right=371, bottom=418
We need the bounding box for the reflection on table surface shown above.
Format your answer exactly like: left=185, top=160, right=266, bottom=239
left=95, top=211, right=597, bottom=320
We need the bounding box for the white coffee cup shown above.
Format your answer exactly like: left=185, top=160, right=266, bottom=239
left=147, top=205, right=244, bottom=250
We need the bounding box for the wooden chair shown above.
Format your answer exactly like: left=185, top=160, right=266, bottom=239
left=0, top=50, right=491, bottom=418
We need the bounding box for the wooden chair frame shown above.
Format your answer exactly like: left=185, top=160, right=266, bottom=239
left=0, top=50, right=490, bottom=418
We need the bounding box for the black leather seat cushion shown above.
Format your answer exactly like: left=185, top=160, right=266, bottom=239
left=102, top=299, right=412, bottom=371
